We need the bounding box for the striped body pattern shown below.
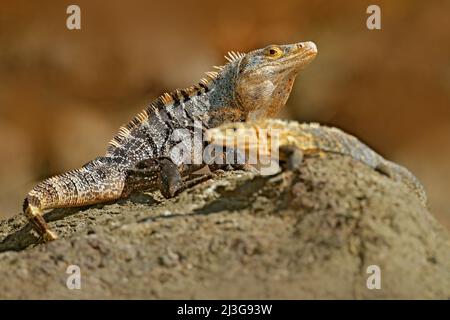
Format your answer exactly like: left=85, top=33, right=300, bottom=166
left=206, top=119, right=428, bottom=206
left=23, top=41, right=318, bottom=241
left=25, top=158, right=126, bottom=210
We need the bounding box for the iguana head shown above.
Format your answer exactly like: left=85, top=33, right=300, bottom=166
left=234, top=41, right=317, bottom=119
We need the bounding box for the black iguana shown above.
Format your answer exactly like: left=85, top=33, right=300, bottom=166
left=23, top=41, right=318, bottom=241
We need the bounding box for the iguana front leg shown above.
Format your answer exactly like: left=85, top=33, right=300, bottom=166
left=127, top=158, right=212, bottom=198
left=128, top=149, right=256, bottom=199
left=126, top=158, right=186, bottom=198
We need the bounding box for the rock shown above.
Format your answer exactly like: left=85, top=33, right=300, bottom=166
left=0, top=154, right=449, bottom=299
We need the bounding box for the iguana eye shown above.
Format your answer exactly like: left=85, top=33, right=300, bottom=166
left=265, top=46, right=283, bottom=58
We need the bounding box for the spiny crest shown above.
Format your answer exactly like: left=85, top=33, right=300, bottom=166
left=225, top=51, right=245, bottom=63
left=44, top=167, right=84, bottom=185
left=106, top=49, right=247, bottom=155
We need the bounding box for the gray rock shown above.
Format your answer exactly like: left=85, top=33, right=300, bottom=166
left=0, top=154, right=449, bottom=299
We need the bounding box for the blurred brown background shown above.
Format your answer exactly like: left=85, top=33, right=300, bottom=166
left=0, top=0, right=449, bottom=229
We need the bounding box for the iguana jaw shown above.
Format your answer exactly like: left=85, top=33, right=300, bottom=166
left=235, top=41, right=318, bottom=120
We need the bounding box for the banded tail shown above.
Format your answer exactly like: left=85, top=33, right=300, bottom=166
left=23, top=158, right=126, bottom=241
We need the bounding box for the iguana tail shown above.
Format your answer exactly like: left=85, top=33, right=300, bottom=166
left=23, top=158, right=126, bottom=241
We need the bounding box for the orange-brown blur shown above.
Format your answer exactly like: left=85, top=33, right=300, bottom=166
left=0, top=0, right=449, bottom=229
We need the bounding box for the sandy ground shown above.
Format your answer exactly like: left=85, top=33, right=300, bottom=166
left=0, top=154, right=449, bottom=299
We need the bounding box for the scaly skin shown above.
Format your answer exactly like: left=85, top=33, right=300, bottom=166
left=206, top=119, right=428, bottom=207
left=23, top=41, right=318, bottom=241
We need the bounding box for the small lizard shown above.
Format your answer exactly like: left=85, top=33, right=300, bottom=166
left=205, top=119, right=428, bottom=207
left=23, top=41, right=318, bottom=241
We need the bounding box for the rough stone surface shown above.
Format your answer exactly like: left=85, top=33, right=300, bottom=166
left=0, top=154, right=449, bottom=299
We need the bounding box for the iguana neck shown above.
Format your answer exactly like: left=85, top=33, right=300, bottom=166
left=184, top=60, right=245, bottom=128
